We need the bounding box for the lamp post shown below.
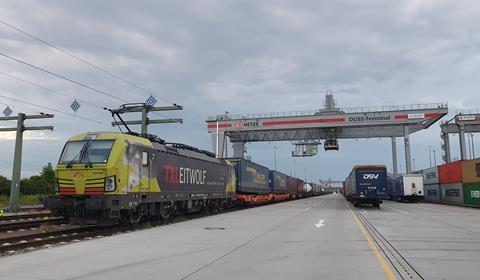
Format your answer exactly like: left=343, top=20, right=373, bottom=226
left=274, top=145, right=277, bottom=171
left=429, top=145, right=432, bottom=167
left=293, top=159, right=296, bottom=177
left=470, top=133, right=475, bottom=158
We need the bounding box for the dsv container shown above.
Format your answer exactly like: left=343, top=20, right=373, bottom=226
left=423, top=184, right=440, bottom=202
left=440, top=183, right=464, bottom=205
left=461, top=158, right=480, bottom=184
left=463, top=183, right=480, bottom=206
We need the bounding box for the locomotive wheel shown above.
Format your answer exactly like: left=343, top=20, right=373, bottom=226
left=161, top=203, right=174, bottom=221
left=129, top=209, right=142, bottom=225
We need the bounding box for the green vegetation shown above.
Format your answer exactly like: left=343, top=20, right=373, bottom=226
left=0, top=195, right=45, bottom=207
left=0, top=163, right=55, bottom=207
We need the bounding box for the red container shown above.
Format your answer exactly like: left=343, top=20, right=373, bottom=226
left=287, top=176, right=298, bottom=194
left=297, top=179, right=304, bottom=194
left=438, top=161, right=463, bottom=184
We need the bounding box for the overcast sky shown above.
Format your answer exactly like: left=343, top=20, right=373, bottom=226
left=0, top=0, right=479, bottom=181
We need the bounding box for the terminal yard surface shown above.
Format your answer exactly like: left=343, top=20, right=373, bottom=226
left=0, top=194, right=479, bottom=280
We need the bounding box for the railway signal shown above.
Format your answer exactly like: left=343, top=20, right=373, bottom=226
left=0, top=113, right=54, bottom=212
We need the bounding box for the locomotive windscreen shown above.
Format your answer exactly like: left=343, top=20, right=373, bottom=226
left=59, top=140, right=115, bottom=164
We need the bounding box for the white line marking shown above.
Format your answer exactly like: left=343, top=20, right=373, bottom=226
left=408, top=204, right=457, bottom=215
left=304, top=207, right=311, bottom=212
left=315, top=219, right=325, bottom=228
left=362, top=210, right=368, bottom=214
left=383, top=205, right=409, bottom=215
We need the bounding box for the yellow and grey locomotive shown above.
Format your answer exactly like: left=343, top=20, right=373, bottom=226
left=44, top=132, right=236, bottom=225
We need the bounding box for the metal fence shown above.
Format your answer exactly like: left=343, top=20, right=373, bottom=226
left=455, top=108, right=480, bottom=115
left=207, top=103, right=448, bottom=121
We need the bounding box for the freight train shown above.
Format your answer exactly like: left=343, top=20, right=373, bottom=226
left=344, top=165, right=388, bottom=208
left=388, top=174, right=424, bottom=202
left=44, top=132, right=322, bottom=225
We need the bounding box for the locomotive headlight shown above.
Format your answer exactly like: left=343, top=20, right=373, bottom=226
left=105, top=176, right=116, bottom=192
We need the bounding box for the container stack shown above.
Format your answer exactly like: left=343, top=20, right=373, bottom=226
left=461, top=158, right=480, bottom=206
left=435, top=158, right=480, bottom=206
left=438, top=161, right=464, bottom=204
left=422, top=166, right=440, bottom=202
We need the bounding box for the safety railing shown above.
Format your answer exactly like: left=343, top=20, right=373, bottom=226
left=207, top=103, right=448, bottom=121
left=455, top=109, right=480, bottom=115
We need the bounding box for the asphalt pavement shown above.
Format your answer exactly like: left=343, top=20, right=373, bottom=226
left=0, top=194, right=478, bottom=280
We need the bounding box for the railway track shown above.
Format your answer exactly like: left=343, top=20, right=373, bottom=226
left=0, top=225, right=115, bottom=255
left=355, top=211, right=424, bottom=280
left=0, top=217, right=65, bottom=232
left=0, top=212, right=52, bottom=222
left=0, top=203, right=248, bottom=256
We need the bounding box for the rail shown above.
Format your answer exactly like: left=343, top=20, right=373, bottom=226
left=207, top=103, right=448, bottom=121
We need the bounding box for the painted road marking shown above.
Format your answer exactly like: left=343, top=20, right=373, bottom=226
left=304, top=207, right=311, bottom=212
left=314, top=219, right=325, bottom=228
left=408, top=204, right=457, bottom=215
left=346, top=202, right=397, bottom=280
left=383, top=205, right=409, bottom=215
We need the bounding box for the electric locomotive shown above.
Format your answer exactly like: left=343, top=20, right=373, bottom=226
left=44, top=132, right=236, bottom=225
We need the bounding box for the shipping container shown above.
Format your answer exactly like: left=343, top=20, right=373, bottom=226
left=438, top=161, right=462, bottom=184
left=463, top=183, right=480, bottom=206
left=312, top=183, right=321, bottom=194
left=461, top=158, right=480, bottom=184
left=345, top=165, right=388, bottom=207
left=389, top=174, right=424, bottom=202
left=422, top=166, right=440, bottom=185
left=297, top=179, right=304, bottom=195
left=225, top=158, right=270, bottom=194
left=268, top=170, right=288, bottom=194
left=287, top=176, right=299, bottom=195
left=423, top=184, right=441, bottom=202
left=440, top=183, right=464, bottom=205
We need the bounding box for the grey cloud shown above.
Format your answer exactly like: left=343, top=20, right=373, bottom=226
left=0, top=0, right=479, bottom=179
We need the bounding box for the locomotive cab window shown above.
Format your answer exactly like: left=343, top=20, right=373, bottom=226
left=59, top=140, right=115, bottom=164
left=142, top=151, right=149, bottom=167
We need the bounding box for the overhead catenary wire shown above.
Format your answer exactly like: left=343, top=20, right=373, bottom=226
left=0, top=18, right=179, bottom=106
left=0, top=71, right=104, bottom=110
left=0, top=93, right=108, bottom=126
left=0, top=100, right=41, bottom=114
left=0, top=52, right=130, bottom=104
left=0, top=101, right=28, bottom=124
left=0, top=52, right=180, bottom=121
